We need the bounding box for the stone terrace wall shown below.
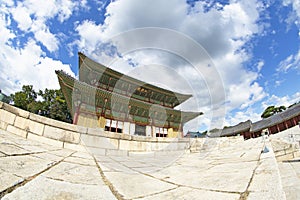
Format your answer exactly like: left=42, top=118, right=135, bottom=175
left=270, top=126, right=300, bottom=161
left=0, top=102, right=194, bottom=155
left=0, top=102, right=244, bottom=156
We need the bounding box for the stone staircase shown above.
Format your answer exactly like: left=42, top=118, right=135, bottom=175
left=271, top=139, right=300, bottom=162
left=269, top=126, right=300, bottom=162
left=189, top=139, right=203, bottom=153
left=189, top=136, right=243, bottom=153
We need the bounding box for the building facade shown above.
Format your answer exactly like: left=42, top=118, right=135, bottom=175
left=56, top=53, right=202, bottom=138
left=0, top=90, right=10, bottom=104
left=209, top=103, right=300, bottom=139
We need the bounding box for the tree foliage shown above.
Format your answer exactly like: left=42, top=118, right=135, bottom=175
left=261, top=105, right=286, bottom=118
left=10, top=85, right=37, bottom=110
left=10, top=85, right=72, bottom=123
left=39, top=89, right=71, bottom=122
left=288, top=101, right=300, bottom=108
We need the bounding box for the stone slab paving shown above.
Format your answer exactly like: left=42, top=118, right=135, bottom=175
left=247, top=142, right=286, bottom=200
left=135, top=186, right=240, bottom=200
left=104, top=172, right=177, bottom=199
left=0, top=129, right=116, bottom=200
left=278, top=159, right=300, bottom=200
left=0, top=129, right=295, bottom=199
left=2, top=176, right=116, bottom=200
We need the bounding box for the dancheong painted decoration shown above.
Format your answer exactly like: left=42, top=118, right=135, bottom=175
left=56, top=53, right=202, bottom=138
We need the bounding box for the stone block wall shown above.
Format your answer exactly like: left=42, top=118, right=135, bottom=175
left=0, top=102, right=194, bottom=155
left=271, top=139, right=300, bottom=161
left=270, top=126, right=300, bottom=161
left=0, top=102, right=244, bottom=155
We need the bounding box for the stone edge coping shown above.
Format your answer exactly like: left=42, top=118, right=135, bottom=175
left=86, top=127, right=191, bottom=143
left=0, top=102, right=244, bottom=153
left=0, top=102, right=192, bottom=143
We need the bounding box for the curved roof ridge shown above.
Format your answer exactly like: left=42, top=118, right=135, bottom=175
left=56, top=70, right=203, bottom=125
left=78, top=52, right=193, bottom=102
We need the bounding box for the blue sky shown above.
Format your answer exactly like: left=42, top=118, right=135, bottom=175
left=0, top=0, right=300, bottom=132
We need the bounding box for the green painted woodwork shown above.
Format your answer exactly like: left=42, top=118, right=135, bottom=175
left=78, top=52, right=192, bottom=108
left=56, top=70, right=202, bottom=129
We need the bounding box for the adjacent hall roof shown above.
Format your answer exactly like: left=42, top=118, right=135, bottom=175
left=208, top=103, right=300, bottom=137
left=208, top=120, right=251, bottom=137
left=250, top=103, right=300, bottom=132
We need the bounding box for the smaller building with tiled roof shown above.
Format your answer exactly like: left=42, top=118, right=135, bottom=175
left=208, top=104, right=300, bottom=139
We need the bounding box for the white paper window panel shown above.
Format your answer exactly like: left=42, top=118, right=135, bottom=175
left=118, top=121, right=123, bottom=128
left=106, top=119, right=111, bottom=126
left=111, top=120, right=117, bottom=127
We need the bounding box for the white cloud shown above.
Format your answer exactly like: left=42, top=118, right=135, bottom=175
left=275, top=80, right=284, bottom=87
left=283, top=0, right=300, bottom=29
left=280, top=1, right=300, bottom=73
left=31, top=19, right=60, bottom=52
left=7, top=0, right=87, bottom=52
left=224, top=84, right=274, bottom=126
left=10, top=4, right=32, bottom=31
left=240, top=82, right=266, bottom=109
left=75, top=20, right=104, bottom=53
left=1, top=0, right=14, bottom=6
left=0, top=38, right=74, bottom=94
left=262, top=92, right=300, bottom=109
left=256, top=60, right=264, bottom=71
left=0, top=0, right=87, bottom=95
left=277, top=50, right=300, bottom=72
left=0, top=11, right=15, bottom=44
left=0, top=7, right=74, bottom=95
left=74, top=0, right=267, bottom=130
left=1, top=0, right=271, bottom=132
left=226, top=107, right=261, bottom=126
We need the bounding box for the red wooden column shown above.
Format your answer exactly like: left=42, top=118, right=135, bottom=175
left=293, top=117, right=297, bottom=126
left=109, top=119, right=112, bottom=132
left=276, top=124, right=280, bottom=133
left=284, top=121, right=288, bottom=129
left=73, top=102, right=82, bottom=125
left=116, top=121, right=118, bottom=133
left=73, top=111, right=79, bottom=124
left=178, top=124, right=183, bottom=138
left=267, top=128, right=271, bottom=135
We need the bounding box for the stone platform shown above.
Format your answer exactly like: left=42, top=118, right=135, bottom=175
left=1, top=102, right=299, bottom=199
left=0, top=129, right=290, bottom=200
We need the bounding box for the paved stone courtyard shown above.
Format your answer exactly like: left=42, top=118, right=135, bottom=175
left=0, top=129, right=299, bottom=200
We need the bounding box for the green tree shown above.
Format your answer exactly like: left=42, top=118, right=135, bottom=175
left=10, top=85, right=37, bottom=110
left=39, top=89, right=71, bottom=123
left=261, top=105, right=286, bottom=118
left=10, top=85, right=71, bottom=123
left=202, top=130, right=208, bottom=135
left=38, top=88, right=56, bottom=116
left=288, top=101, right=300, bottom=108
left=27, top=101, right=44, bottom=114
